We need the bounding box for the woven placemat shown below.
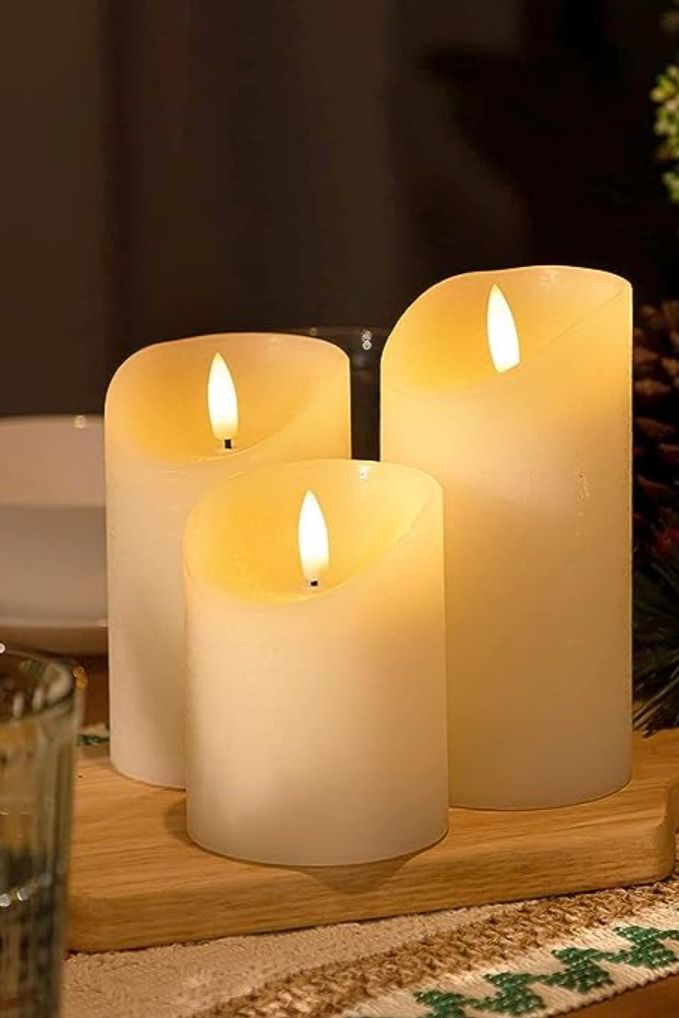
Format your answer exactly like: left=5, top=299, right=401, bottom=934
left=65, top=854, right=679, bottom=1018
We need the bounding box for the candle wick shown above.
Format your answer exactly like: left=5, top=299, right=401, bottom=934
left=308, top=578, right=319, bottom=589
left=223, top=438, right=233, bottom=450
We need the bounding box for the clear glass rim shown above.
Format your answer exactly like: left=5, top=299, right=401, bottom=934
left=280, top=325, right=388, bottom=339
left=0, top=644, right=85, bottom=724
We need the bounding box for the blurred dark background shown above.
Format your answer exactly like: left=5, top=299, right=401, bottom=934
left=0, top=0, right=674, bottom=414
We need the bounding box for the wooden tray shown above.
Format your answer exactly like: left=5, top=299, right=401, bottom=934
left=68, top=732, right=679, bottom=952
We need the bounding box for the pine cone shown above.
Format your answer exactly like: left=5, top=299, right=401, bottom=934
left=634, top=302, right=679, bottom=541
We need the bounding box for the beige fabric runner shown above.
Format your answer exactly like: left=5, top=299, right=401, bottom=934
left=65, top=866, right=679, bottom=1018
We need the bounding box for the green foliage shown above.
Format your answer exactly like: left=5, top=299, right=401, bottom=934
left=652, top=4, right=679, bottom=204
left=634, top=537, right=679, bottom=732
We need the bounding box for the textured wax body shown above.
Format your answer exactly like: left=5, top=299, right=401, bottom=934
left=184, top=459, right=449, bottom=864
left=382, top=267, right=632, bottom=808
left=106, top=333, right=350, bottom=788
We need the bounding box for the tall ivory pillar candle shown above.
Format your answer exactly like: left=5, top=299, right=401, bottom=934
left=381, top=267, right=632, bottom=809
left=106, top=333, right=350, bottom=788
left=184, top=459, right=449, bottom=865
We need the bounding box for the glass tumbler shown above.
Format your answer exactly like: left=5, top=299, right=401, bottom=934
left=0, top=647, right=83, bottom=1017
left=283, top=327, right=389, bottom=460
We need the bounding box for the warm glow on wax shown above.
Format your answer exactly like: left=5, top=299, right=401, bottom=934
left=184, top=459, right=449, bottom=865
left=106, top=332, right=350, bottom=789
left=381, top=266, right=632, bottom=809
left=298, top=490, right=329, bottom=586
left=208, top=353, right=238, bottom=446
left=487, top=284, right=520, bottom=373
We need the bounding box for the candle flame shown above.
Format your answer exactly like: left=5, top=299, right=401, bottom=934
left=298, top=490, right=329, bottom=586
left=208, top=353, right=238, bottom=444
left=487, top=284, right=520, bottom=373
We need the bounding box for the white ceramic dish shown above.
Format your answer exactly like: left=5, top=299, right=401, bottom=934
left=0, top=415, right=107, bottom=654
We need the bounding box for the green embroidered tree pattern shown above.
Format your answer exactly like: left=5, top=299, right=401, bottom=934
left=418, top=974, right=544, bottom=1018
left=414, top=989, right=475, bottom=1018
left=407, top=922, right=679, bottom=1018
left=542, top=947, right=613, bottom=994
left=606, top=925, right=679, bottom=969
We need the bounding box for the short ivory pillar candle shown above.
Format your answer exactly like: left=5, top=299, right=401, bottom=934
left=381, top=267, right=632, bottom=809
left=106, top=333, right=350, bottom=788
left=184, top=459, right=449, bottom=865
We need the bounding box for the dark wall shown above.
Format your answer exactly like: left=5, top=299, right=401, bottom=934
left=412, top=0, right=673, bottom=303
left=0, top=1, right=115, bottom=415
left=0, top=0, right=675, bottom=414
left=113, top=0, right=407, bottom=355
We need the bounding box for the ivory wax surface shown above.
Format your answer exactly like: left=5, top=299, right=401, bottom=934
left=382, top=267, right=632, bottom=808
left=184, top=459, right=449, bottom=864
left=106, top=333, right=350, bottom=787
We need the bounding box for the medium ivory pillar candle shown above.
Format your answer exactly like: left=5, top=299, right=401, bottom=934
left=382, top=267, right=632, bottom=809
left=184, top=459, right=449, bottom=865
left=106, top=333, right=350, bottom=788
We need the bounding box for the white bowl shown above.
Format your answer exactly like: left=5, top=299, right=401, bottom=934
left=0, top=415, right=107, bottom=654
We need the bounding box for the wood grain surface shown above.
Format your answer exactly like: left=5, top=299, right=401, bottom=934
left=68, top=719, right=679, bottom=953
left=73, top=662, right=679, bottom=1013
